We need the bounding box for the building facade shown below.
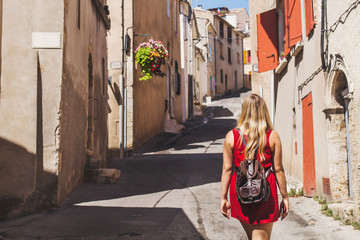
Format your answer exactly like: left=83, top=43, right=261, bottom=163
left=193, top=11, right=217, bottom=103
left=107, top=0, right=186, bottom=155
left=250, top=0, right=360, bottom=221
left=0, top=0, right=109, bottom=219
left=194, top=7, right=245, bottom=98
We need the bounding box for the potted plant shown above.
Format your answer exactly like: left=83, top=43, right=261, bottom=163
left=135, top=39, right=169, bottom=81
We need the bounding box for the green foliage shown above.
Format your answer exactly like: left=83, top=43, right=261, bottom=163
left=352, top=221, right=360, bottom=231
left=344, top=219, right=360, bottom=231
left=288, top=188, right=297, bottom=197
left=135, top=39, right=169, bottom=81
left=288, top=188, right=304, bottom=197
left=135, top=47, right=153, bottom=81
left=321, top=204, right=333, bottom=217
left=297, top=188, right=304, bottom=196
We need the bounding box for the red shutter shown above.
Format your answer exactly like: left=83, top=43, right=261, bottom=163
left=257, top=9, right=278, bottom=73
left=305, top=0, right=315, bottom=35
left=284, top=0, right=302, bottom=54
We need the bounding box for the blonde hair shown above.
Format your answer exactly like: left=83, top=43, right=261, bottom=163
left=236, top=94, right=273, bottom=162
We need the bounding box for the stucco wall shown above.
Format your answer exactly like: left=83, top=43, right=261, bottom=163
left=326, top=0, right=360, bottom=217
left=60, top=0, right=108, bottom=202
left=214, top=16, right=244, bottom=96
left=131, top=0, right=182, bottom=149
left=107, top=0, right=124, bottom=158
left=273, top=0, right=329, bottom=194
left=0, top=0, right=64, bottom=218
left=249, top=0, right=276, bottom=107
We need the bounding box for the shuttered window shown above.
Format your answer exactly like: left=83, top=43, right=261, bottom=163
left=305, top=0, right=315, bottom=36
left=257, top=9, right=278, bottom=73
left=283, top=0, right=302, bottom=55
left=243, top=50, right=247, bottom=64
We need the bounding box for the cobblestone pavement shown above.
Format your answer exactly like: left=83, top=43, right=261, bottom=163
left=1, top=90, right=360, bottom=239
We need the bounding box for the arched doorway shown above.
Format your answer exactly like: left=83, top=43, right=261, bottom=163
left=324, top=69, right=353, bottom=200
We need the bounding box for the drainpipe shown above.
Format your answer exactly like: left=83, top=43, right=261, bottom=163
left=213, top=15, right=217, bottom=96
left=321, top=0, right=327, bottom=70
left=120, top=0, right=125, bottom=158
left=342, top=88, right=353, bottom=198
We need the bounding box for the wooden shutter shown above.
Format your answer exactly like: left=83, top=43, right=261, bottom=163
left=257, top=9, right=278, bottom=73
left=284, top=0, right=302, bottom=55
left=305, top=0, right=315, bottom=36
left=243, top=50, right=248, bottom=64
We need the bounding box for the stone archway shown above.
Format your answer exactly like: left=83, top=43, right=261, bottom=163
left=324, top=55, right=353, bottom=201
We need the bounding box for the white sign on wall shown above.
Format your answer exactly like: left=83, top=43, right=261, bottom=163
left=111, top=61, right=122, bottom=69
left=32, top=32, right=61, bottom=49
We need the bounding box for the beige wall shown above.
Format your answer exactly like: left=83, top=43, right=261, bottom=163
left=107, top=0, right=125, bottom=158
left=251, top=0, right=360, bottom=219
left=193, top=16, right=216, bottom=103
left=0, top=0, right=109, bottom=219
left=0, top=0, right=64, bottom=219
left=108, top=0, right=184, bottom=153
left=325, top=0, right=360, bottom=217
left=214, top=16, right=244, bottom=95
left=60, top=0, right=109, bottom=201
left=194, top=9, right=245, bottom=97
left=130, top=0, right=182, bottom=149
left=249, top=0, right=276, bottom=108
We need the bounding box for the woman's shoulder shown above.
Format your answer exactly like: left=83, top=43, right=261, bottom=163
left=225, top=129, right=237, bottom=149
left=268, top=129, right=281, bottom=147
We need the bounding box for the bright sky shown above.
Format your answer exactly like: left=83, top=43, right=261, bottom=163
left=192, top=0, right=249, bottom=13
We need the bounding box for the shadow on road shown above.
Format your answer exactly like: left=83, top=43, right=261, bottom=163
left=0, top=206, right=204, bottom=239
left=62, top=153, right=222, bottom=206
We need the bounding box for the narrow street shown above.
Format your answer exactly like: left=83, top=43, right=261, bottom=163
left=1, top=90, right=360, bottom=240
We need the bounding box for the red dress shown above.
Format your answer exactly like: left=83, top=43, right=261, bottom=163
left=229, top=128, right=280, bottom=225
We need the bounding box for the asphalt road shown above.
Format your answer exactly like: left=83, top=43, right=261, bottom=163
left=1, top=90, right=360, bottom=239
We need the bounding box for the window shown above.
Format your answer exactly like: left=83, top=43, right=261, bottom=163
left=305, top=0, right=315, bottom=36
left=87, top=54, right=94, bottom=151
left=209, top=46, right=212, bottom=63
left=220, top=69, right=223, bottom=83
left=236, top=34, right=239, bottom=45
left=227, top=27, right=232, bottom=43
left=237, top=52, right=240, bottom=64
left=167, top=0, right=170, bottom=18
left=102, top=58, right=106, bottom=95
left=77, top=0, right=81, bottom=29
left=283, top=0, right=302, bottom=55
left=257, top=9, right=278, bottom=73
left=184, top=15, right=187, bottom=39
left=248, top=50, right=251, bottom=64
left=220, top=21, right=224, bottom=38
left=197, top=57, right=200, bottom=70
left=174, top=0, right=177, bottom=34
left=175, top=61, right=180, bottom=95
left=220, top=42, right=224, bottom=59
left=228, top=47, right=231, bottom=63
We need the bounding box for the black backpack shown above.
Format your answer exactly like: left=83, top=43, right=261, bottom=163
left=235, top=129, right=271, bottom=204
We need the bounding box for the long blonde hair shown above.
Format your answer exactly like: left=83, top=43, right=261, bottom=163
left=236, top=94, right=273, bottom=161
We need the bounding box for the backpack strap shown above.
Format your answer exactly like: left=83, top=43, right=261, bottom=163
left=237, top=128, right=259, bottom=158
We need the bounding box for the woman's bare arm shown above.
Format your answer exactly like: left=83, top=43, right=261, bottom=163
left=220, top=130, right=234, bottom=218
left=270, top=130, right=289, bottom=219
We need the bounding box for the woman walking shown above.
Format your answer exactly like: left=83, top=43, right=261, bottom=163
left=221, top=94, right=289, bottom=240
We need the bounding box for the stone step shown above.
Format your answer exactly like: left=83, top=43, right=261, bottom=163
left=85, top=168, right=121, bottom=184
left=328, top=201, right=356, bottom=222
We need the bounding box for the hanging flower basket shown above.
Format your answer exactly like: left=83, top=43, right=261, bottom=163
left=135, top=39, right=169, bottom=81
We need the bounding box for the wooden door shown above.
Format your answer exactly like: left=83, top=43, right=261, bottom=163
left=302, top=92, right=316, bottom=196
